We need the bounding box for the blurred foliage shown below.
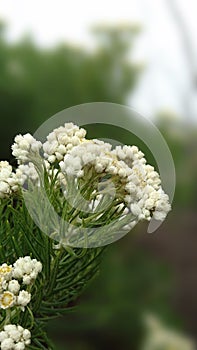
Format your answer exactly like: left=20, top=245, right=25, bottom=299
left=155, top=112, right=197, bottom=208
left=0, top=22, right=141, bottom=160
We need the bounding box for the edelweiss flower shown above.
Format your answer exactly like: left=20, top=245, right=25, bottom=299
left=13, top=256, right=42, bottom=285
left=17, top=290, right=31, bottom=310
left=0, top=291, right=16, bottom=309
left=12, top=133, right=42, bottom=164
left=10, top=123, right=171, bottom=231
left=0, top=257, right=42, bottom=313
left=0, top=162, right=19, bottom=199
left=0, top=324, right=31, bottom=350
left=0, top=263, right=13, bottom=281
left=59, top=139, right=171, bottom=225
left=43, top=122, right=87, bottom=163
left=15, top=162, right=39, bottom=186
left=8, top=280, right=20, bottom=295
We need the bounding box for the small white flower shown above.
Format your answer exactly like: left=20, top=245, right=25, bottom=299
left=12, top=133, right=42, bottom=164
left=0, top=331, right=7, bottom=342
left=0, top=162, right=19, bottom=199
left=0, top=263, right=13, bottom=280
left=4, top=324, right=17, bottom=333
left=14, top=341, right=25, bottom=349
left=43, top=122, right=87, bottom=163
left=15, top=162, right=39, bottom=186
left=0, top=325, right=31, bottom=350
left=7, top=329, right=21, bottom=343
left=1, top=338, right=15, bottom=350
left=22, top=275, right=31, bottom=285
left=17, top=290, right=31, bottom=307
left=22, top=329, right=31, bottom=341
left=12, top=268, right=23, bottom=280
left=8, top=280, right=20, bottom=295
left=0, top=181, right=9, bottom=195
left=0, top=291, right=16, bottom=309
left=13, top=256, right=42, bottom=285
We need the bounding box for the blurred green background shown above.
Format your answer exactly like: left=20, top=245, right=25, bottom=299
left=0, top=2, right=197, bottom=348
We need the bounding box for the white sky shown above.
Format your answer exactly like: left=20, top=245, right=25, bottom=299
left=0, top=0, right=143, bottom=46
left=1, top=0, right=197, bottom=122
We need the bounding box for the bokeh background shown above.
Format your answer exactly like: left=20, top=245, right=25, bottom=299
left=1, top=1, right=197, bottom=349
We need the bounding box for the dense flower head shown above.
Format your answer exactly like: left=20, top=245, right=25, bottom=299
left=4, top=122, right=171, bottom=229
left=0, top=276, right=31, bottom=310
left=12, top=133, right=42, bottom=164
left=8, top=280, right=20, bottom=294
left=59, top=139, right=112, bottom=177
left=0, top=324, right=31, bottom=350
left=59, top=139, right=171, bottom=223
left=13, top=256, right=42, bottom=285
left=0, top=291, right=16, bottom=309
left=43, top=122, right=87, bottom=163
left=0, top=257, right=42, bottom=311
left=16, top=290, right=31, bottom=311
left=15, top=163, right=39, bottom=186
left=0, top=263, right=13, bottom=281
left=0, top=162, right=19, bottom=199
left=0, top=285, right=31, bottom=311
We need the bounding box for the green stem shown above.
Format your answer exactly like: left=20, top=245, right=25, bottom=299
left=46, top=248, right=64, bottom=296
left=27, top=306, right=35, bottom=329
left=4, top=308, right=11, bottom=324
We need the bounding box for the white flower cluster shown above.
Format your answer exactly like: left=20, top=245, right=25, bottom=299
left=0, top=161, right=19, bottom=199
left=9, top=123, right=86, bottom=187
left=59, top=139, right=112, bottom=177
left=142, top=314, right=195, bottom=350
left=12, top=256, right=42, bottom=285
left=59, top=140, right=171, bottom=223
left=0, top=324, right=31, bottom=350
left=113, top=145, right=171, bottom=221
left=0, top=257, right=42, bottom=311
left=0, top=134, right=42, bottom=195
left=4, top=122, right=171, bottom=226
left=43, top=122, right=87, bottom=163
left=15, top=163, right=40, bottom=186
left=12, top=133, right=42, bottom=164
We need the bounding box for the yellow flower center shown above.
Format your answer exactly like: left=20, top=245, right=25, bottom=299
left=0, top=265, right=12, bottom=275
left=0, top=291, right=15, bottom=309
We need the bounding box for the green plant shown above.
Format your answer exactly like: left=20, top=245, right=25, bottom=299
left=0, top=122, right=170, bottom=349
